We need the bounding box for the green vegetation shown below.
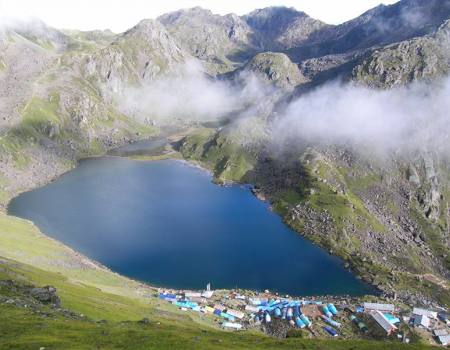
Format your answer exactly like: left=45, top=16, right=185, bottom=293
left=21, top=95, right=62, bottom=140
left=178, top=128, right=256, bottom=182
left=291, top=159, right=385, bottom=234
left=0, top=213, right=158, bottom=320
left=410, top=205, right=450, bottom=271
left=1, top=302, right=439, bottom=350
left=19, top=34, right=55, bottom=50
left=0, top=128, right=30, bottom=170
left=0, top=176, right=9, bottom=205
left=0, top=58, right=6, bottom=71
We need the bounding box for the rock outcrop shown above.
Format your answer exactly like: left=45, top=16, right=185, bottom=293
left=241, top=52, right=306, bottom=88
left=243, top=7, right=327, bottom=50
left=353, top=20, right=450, bottom=88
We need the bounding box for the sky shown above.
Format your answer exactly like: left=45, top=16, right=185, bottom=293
left=0, top=0, right=398, bottom=32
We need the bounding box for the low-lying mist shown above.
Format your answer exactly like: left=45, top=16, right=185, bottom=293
left=117, top=59, right=450, bottom=159
left=117, top=61, right=275, bottom=124
left=272, top=77, right=450, bottom=157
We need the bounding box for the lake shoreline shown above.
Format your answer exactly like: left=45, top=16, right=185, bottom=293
left=10, top=133, right=436, bottom=308
left=8, top=148, right=373, bottom=297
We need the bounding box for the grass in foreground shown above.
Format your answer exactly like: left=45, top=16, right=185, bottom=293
left=0, top=303, right=438, bottom=350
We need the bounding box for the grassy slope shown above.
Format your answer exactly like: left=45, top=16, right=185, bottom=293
left=178, top=128, right=256, bottom=182
left=0, top=302, right=438, bottom=350
left=0, top=213, right=159, bottom=321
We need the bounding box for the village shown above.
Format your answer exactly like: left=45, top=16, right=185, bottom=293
left=157, top=285, right=450, bottom=347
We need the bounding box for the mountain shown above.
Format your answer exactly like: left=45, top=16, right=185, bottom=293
left=172, top=2, right=450, bottom=307
left=158, top=6, right=327, bottom=73
left=0, top=19, right=194, bottom=206
left=287, top=0, right=450, bottom=61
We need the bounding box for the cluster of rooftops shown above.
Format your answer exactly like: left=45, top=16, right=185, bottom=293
left=157, top=287, right=449, bottom=346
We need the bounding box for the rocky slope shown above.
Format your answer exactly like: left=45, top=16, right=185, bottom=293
left=158, top=7, right=256, bottom=73
left=240, top=52, right=306, bottom=89
left=288, top=0, right=450, bottom=61
left=353, top=19, right=450, bottom=87
left=81, top=19, right=190, bottom=93
left=158, top=6, right=327, bottom=73
left=243, top=7, right=328, bottom=51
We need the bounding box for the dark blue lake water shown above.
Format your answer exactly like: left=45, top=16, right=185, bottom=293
left=8, top=157, right=371, bottom=296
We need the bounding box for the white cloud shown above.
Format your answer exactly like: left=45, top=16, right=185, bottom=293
left=117, top=61, right=272, bottom=124
left=0, top=0, right=398, bottom=32
left=271, top=78, right=450, bottom=157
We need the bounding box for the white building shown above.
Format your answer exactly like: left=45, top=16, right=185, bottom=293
left=412, top=307, right=438, bottom=319
left=201, top=290, right=214, bottom=298
left=433, top=329, right=448, bottom=337
left=226, top=309, right=245, bottom=319
left=245, top=305, right=260, bottom=313
left=364, top=302, right=395, bottom=313
left=222, top=322, right=243, bottom=330
left=438, top=335, right=450, bottom=346
left=413, top=314, right=430, bottom=329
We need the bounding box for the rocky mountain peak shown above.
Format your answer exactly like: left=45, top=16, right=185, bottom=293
left=80, top=17, right=190, bottom=94
left=244, top=6, right=307, bottom=24
left=243, top=6, right=327, bottom=50
left=123, top=18, right=168, bottom=38
left=158, top=7, right=214, bottom=24
left=118, top=18, right=187, bottom=61
left=158, top=7, right=256, bottom=73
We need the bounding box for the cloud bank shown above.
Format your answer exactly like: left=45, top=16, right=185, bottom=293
left=117, top=61, right=275, bottom=125
left=271, top=77, right=450, bottom=157
left=117, top=59, right=450, bottom=159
